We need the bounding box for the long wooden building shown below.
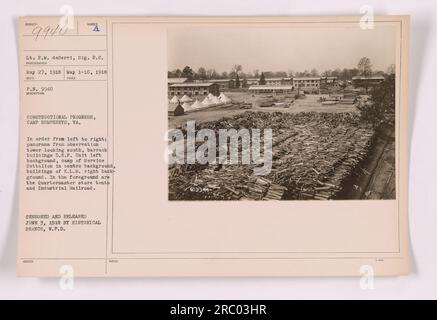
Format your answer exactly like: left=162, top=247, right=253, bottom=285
left=168, top=83, right=220, bottom=97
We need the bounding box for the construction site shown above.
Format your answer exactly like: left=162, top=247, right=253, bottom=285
left=168, top=88, right=396, bottom=201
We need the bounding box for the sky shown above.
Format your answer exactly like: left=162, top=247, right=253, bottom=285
left=167, top=24, right=396, bottom=74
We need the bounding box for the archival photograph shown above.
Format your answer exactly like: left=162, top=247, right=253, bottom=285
left=167, top=24, right=397, bottom=201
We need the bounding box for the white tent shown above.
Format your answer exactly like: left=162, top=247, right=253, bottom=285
left=180, top=95, right=192, bottom=103
left=218, top=93, right=231, bottom=103
left=169, top=95, right=179, bottom=104
left=207, top=93, right=215, bottom=100
left=182, top=102, right=192, bottom=111
left=190, top=100, right=203, bottom=110
left=209, top=95, right=220, bottom=105
left=201, top=97, right=211, bottom=106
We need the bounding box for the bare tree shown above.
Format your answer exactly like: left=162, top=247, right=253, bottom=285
left=232, top=64, right=243, bottom=74
left=207, top=68, right=218, bottom=79
left=358, top=57, right=372, bottom=77
left=197, top=67, right=207, bottom=80
left=310, top=68, right=319, bottom=77
left=230, top=64, right=243, bottom=78
left=386, top=64, right=395, bottom=75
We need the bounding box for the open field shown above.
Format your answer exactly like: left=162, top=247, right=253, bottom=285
left=168, top=93, right=358, bottom=129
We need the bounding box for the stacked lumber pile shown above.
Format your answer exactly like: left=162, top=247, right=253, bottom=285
left=168, top=111, right=375, bottom=200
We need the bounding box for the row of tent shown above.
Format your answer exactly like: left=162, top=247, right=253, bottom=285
left=169, top=93, right=232, bottom=111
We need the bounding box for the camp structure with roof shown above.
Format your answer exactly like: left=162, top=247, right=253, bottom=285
left=169, top=95, right=180, bottom=104
left=181, top=101, right=193, bottom=111
left=167, top=77, right=188, bottom=88
left=209, top=79, right=235, bottom=91
left=201, top=97, right=211, bottom=106
left=248, top=85, right=293, bottom=94
left=218, top=93, right=232, bottom=104
left=189, top=100, right=203, bottom=110
left=168, top=103, right=184, bottom=116
left=292, top=77, right=321, bottom=91
left=179, top=94, right=193, bottom=103
left=168, top=82, right=220, bottom=97
left=208, top=95, right=221, bottom=105
left=352, top=76, right=385, bottom=88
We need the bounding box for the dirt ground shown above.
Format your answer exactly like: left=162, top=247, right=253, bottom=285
left=168, top=92, right=358, bottom=129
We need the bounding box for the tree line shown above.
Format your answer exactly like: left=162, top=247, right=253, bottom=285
left=168, top=58, right=395, bottom=82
